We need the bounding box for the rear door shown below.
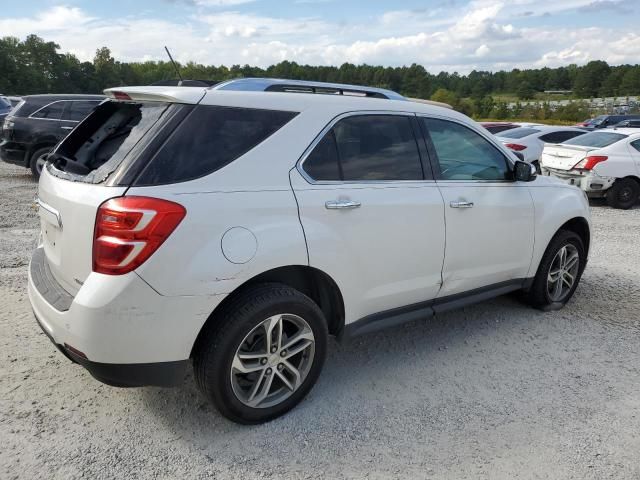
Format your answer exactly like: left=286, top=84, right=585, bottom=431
left=420, top=116, right=535, bottom=297
left=291, top=113, right=445, bottom=323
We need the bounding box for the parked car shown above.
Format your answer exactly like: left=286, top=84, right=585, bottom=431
left=481, top=122, right=519, bottom=134
left=29, top=79, right=591, bottom=424
left=611, top=119, right=640, bottom=128
left=0, top=94, right=104, bottom=178
left=575, top=118, right=594, bottom=128
left=496, top=126, right=587, bottom=170
left=582, top=114, right=640, bottom=130
left=0, top=96, right=12, bottom=118
left=541, top=128, right=640, bottom=209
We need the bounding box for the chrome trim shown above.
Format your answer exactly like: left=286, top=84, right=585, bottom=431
left=296, top=110, right=430, bottom=186
left=325, top=199, right=362, bottom=210
left=450, top=201, right=474, bottom=208
left=28, top=99, right=102, bottom=122
left=34, top=195, right=63, bottom=229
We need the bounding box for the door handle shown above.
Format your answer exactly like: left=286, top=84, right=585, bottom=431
left=450, top=201, right=474, bottom=209
left=60, top=126, right=73, bottom=130
left=325, top=199, right=361, bottom=210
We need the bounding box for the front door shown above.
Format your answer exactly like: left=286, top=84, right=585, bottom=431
left=420, top=116, right=535, bottom=297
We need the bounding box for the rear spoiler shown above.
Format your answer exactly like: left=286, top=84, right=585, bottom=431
left=407, top=97, right=452, bottom=109
left=103, top=86, right=206, bottom=104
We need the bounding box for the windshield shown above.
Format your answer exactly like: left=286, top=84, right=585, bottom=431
left=563, top=131, right=627, bottom=148
left=589, top=115, right=608, bottom=126
left=497, top=127, right=541, bottom=139
left=0, top=97, right=10, bottom=108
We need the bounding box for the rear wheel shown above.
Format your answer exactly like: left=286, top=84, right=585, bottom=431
left=526, top=230, right=585, bottom=311
left=194, top=283, right=328, bottom=424
left=606, top=178, right=639, bottom=209
left=29, top=147, right=52, bottom=180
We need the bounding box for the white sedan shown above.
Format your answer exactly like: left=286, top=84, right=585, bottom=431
left=496, top=126, right=587, bottom=167
left=541, top=128, right=640, bottom=209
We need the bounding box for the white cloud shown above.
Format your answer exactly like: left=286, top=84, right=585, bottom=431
left=0, top=3, right=639, bottom=74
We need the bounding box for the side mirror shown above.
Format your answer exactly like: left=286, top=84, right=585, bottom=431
left=512, top=151, right=525, bottom=161
left=514, top=160, right=537, bottom=182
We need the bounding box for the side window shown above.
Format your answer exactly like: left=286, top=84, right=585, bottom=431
left=135, top=105, right=298, bottom=185
left=630, top=140, right=640, bottom=153
left=334, top=115, right=423, bottom=181
left=31, top=102, right=65, bottom=120
left=303, top=115, right=423, bottom=182
left=422, top=117, right=510, bottom=181
left=303, top=131, right=341, bottom=181
left=63, top=101, right=101, bottom=122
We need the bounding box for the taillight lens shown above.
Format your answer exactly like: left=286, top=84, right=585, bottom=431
left=112, top=91, right=132, bottom=101
left=505, top=143, right=527, bottom=151
left=573, top=155, right=608, bottom=171
left=93, top=196, right=186, bottom=275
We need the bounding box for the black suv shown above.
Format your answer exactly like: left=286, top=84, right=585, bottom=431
left=1, top=94, right=104, bottom=178
left=585, top=114, right=640, bottom=130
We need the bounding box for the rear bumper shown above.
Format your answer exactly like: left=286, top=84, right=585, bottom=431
left=541, top=167, right=615, bottom=196
left=0, top=140, right=27, bottom=166
left=33, top=311, right=189, bottom=387
left=28, top=247, right=224, bottom=387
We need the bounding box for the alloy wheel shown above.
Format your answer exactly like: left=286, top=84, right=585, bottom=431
left=547, top=244, right=580, bottom=303
left=230, top=314, right=315, bottom=409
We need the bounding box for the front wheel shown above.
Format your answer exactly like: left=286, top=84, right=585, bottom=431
left=525, top=230, right=586, bottom=310
left=606, top=178, right=639, bottom=209
left=194, top=283, right=328, bottom=424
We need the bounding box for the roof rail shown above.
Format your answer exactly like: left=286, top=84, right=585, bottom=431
left=211, top=78, right=406, bottom=101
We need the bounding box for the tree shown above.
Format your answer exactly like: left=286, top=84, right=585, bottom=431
left=516, top=81, right=535, bottom=100
left=430, top=88, right=458, bottom=106
left=573, top=60, right=610, bottom=98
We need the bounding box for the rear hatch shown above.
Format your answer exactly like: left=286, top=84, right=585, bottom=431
left=36, top=88, right=203, bottom=294
left=540, top=145, right=592, bottom=171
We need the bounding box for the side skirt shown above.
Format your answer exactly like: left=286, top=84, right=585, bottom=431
left=340, top=278, right=530, bottom=342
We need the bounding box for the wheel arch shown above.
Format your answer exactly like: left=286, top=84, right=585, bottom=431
left=558, top=216, right=591, bottom=256
left=26, top=142, right=56, bottom=167
left=190, top=265, right=345, bottom=358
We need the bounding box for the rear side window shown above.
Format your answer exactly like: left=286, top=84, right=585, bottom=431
left=563, top=131, right=627, bottom=148
left=302, top=115, right=423, bottom=182
left=134, top=106, right=297, bottom=185
left=31, top=101, right=65, bottom=120
left=630, top=140, right=640, bottom=153
left=497, top=127, right=541, bottom=139
left=63, top=101, right=101, bottom=122
left=539, top=131, right=585, bottom=144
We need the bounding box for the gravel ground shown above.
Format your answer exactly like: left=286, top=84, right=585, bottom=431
left=1, top=160, right=639, bottom=480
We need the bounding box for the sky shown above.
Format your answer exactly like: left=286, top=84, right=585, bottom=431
left=1, top=0, right=639, bottom=73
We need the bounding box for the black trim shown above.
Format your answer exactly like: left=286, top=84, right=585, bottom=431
left=341, top=278, right=529, bottom=342
left=30, top=248, right=74, bottom=311
left=33, top=312, right=188, bottom=387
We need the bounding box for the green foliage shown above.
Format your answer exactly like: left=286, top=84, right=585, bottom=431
left=1, top=34, right=639, bottom=124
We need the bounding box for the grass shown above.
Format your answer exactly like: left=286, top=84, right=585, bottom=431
left=477, top=118, right=579, bottom=125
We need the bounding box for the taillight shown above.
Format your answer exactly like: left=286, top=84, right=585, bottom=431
left=573, top=155, right=608, bottom=171
left=505, top=143, right=527, bottom=151
left=112, top=91, right=132, bottom=101
left=93, top=196, right=186, bottom=275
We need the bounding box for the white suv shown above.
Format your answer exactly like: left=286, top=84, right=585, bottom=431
left=28, top=79, right=591, bottom=424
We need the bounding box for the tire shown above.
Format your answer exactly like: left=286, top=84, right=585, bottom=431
left=193, top=283, right=328, bottom=424
left=29, top=147, right=52, bottom=180
left=525, top=230, right=586, bottom=311
left=606, top=178, right=640, bottom=210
